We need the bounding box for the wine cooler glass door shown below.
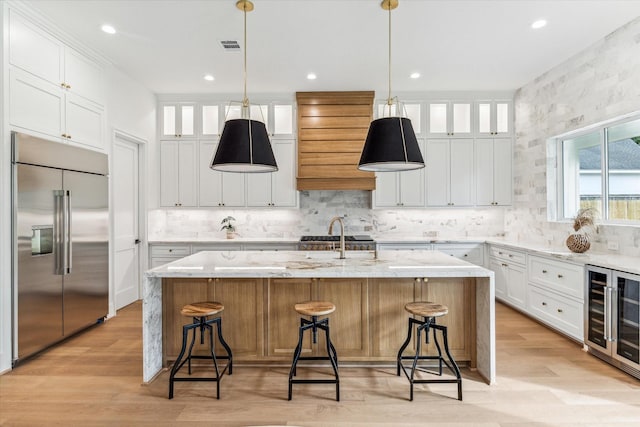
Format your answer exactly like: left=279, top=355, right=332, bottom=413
left=613, top=271, right=640, bottom=369
left=586, top=267, right=610, bottom=352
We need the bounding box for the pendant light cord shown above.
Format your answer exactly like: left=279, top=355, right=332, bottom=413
left=387, top=3, right=392, bottom=107
left=243, top=4, right=248, bottom=109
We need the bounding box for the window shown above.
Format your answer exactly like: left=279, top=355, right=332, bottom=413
left=560, top=116, right=640, bottom=223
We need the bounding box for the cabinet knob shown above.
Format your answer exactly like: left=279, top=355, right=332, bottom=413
left=174, top=134, right=178, bottom=137
left=66, top=135, right=72, bottom=139
left=208, top=278, right=212, bottom=283
left=66, top=84, right=71, bottom=89
left=557, top=308, right=563, bottom=313
left=463, top=254, right=468, bottom=257
left=169, top=249, right=173, bottom=252
left=415, top=278, right=422, bottom=283
left=62, top=133, right=67, bottom=138
left=557, top=274, right=563, bottom=278
left=542, top=302, right=547, bottom=306
left=542, top=270, right=548, bottom=273
left=501, top=263, right=508, bottom=267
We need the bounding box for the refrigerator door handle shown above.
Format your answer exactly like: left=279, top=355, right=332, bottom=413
left=53, top=190, right=65, bottom=275
left=64, top=190, right=72, bottom=274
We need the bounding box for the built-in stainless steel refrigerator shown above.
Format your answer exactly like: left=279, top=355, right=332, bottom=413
left=12, top=132, right=109, bottom=364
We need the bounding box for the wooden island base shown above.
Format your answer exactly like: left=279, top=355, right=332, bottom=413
left=162, top=277, right=476, bottom=368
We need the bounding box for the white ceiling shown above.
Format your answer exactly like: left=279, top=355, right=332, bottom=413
left=24, top=0, right=640, bottom=95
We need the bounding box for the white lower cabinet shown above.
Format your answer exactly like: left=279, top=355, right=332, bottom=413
left=149, top=244, right=191, bottom=268
left=526, top=284, right=583, bottom=340
left=526, top=255, right=584, bottom=341
left=432, top=243, right=484, bottom=266
left=488, top=245, right=526, bottom=309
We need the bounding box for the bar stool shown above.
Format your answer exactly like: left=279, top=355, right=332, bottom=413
left=168, top=301, right=233, bottom=399
left=288, top=301, right=340, bottom=401
left=397, top=301, right=462, bottom=401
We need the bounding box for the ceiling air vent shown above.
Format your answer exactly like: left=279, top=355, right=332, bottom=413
left=219, top=40, right=241, bottom=52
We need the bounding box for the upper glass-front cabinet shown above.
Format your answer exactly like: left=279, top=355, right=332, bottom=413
left=476, top=100, right=512, bottom=136
left=427, top=101, right=472, bottom=137
left=161, top=101, right=295, bottom=138
left=376, top=102, right=422, bottom=134
left=162, top=103, right=196, bottom=138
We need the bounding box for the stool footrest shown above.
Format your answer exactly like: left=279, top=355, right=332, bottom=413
left=290, top=379, right=339, bottom=384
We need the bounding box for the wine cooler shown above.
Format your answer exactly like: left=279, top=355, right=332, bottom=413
left=585, top=265, right=640, bottom=379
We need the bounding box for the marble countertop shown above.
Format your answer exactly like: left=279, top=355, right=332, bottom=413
left=148, top=236, right=300, bottom=244
left=146, top=249, right=493, bottom=279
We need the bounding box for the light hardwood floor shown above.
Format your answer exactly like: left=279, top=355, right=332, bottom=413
left=1, top=301, right=639, bottom=426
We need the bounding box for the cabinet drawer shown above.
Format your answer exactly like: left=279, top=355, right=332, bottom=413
left=191, top=244, right=242, bottom=253
left=528, top=255, right=584, bottom=300
left=377, top=243, right=431, bottom=250
left=526, top=284, right=583, bottom=340
left=150, top=244, right=191, bottom=257
left=489, top=246, right=525, bottom=264
left=243, top=243, right=298, bottom=251
left=433, top=244, right=484, bottom=266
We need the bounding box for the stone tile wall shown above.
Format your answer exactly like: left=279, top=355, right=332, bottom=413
left=507, top=17, right=640, bottom=256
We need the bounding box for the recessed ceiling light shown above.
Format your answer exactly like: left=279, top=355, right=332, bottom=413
left=101, top=24, right=116, bottom=34
left=531, top=19, right=547, bottom=29
left=307, top=73, right=317, bottom=80
left=410, top=72, right=420, bottom=79
left=204, top=74, right=215, bottom=81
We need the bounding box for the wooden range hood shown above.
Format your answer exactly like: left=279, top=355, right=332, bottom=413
left=296, top=91, right=375, bottom=191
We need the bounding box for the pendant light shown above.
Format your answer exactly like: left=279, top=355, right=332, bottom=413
left=358, top=0, right=424, bottom=172
left=211, top=0, right=278, bottom=173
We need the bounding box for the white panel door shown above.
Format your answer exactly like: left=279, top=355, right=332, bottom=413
left=506, top=263, right=526, bottom=310
left=271, top=140, right=297, bottom=207
left=493, top=138, right=512, bottom=205
left=64, top=47, right=104, bottom=105
left=198, top=141, right=223, bottom=206
left=160, top=141, right=180, bottom=207
left=113, top=137, right=140, bottom=310
left=9, top=68, right=63, bottom=138
left=9, top=9, right=63, bottom=84
left=65, top=93, right=104, bottom=150
left=426, top=139, right=450, bottom=206
left=374, top=172, right=398, bottom=207
left=177, top=142, right=197, bottom=207
left=399, top=140, right=426, bottom=207
left=449, top=139, right=474, bottom=206
left=475, top=139, right=496, bottom=206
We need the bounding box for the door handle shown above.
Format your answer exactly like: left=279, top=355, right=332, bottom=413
left=135, top=239, right=141, bottom=245
left=64, top=190, right=72, bottom=274
left=54, top=190, right=65, bottom=275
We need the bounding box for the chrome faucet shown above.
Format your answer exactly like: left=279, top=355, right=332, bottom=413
left=328, top=216, right=346, bottom=259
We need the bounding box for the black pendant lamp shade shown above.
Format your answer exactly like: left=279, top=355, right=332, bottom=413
left=210, top=118, right=278, bottom=173
left=358, top=116, right=424, bottom=171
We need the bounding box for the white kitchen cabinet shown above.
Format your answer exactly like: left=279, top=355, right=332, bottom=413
left=488, top=245, right=526, bottom=309
left=9, top=68, right=104, bottom=151
left=476, top=100, right=512, bottom=136
left=374, top=140, right=426, bottom=207
left=433, top=243, right=484, bottom=266
left=427, top=101, right=472, bottom=137
left=426, top=139, right=474, bottom=207
left=160, top=140, right=197, bottom=207
left=376, top=243, right=431, bottom=251
left=8, top=9, right=105, bottom=150
left=247, top=140, right=297, bottom=207
left=476, top=138, right=512, bottom=206
left=242, top=243, right=298, bottom=251
left=198, top=140, right=246, bottom=207
left=526, top=255, right=584, bottom=340
left=162, top=103, right=196, bottom=139
left=149, top=244, right=192, bottom=268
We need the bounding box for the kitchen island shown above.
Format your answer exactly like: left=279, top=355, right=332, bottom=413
left=143, top=250, right=495, bottom=385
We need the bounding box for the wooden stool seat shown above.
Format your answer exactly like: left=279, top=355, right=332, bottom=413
left=405, top=301, right=448, bottom=318
left=294, top=301, right=336, bottom=317
left=181, top=301, right=224, bottom=318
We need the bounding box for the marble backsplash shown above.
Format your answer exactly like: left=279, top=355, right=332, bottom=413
left=148, top=191, right=506, bottom=240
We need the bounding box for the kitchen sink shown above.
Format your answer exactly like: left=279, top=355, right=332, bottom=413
left=303, top=251, right=376, bottom=260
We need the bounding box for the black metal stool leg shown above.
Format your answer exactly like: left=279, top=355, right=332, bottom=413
left=439, top=324, right=463, bottom=401
left=169, top=322, right=193, bottom=399
left=288, top=322, right=305, bottom=400
left=215, top=317, right=233, bottom=375
left=431, top=319, right=444, bottom=375
left=397, top=317, right=413, bottom=376
left=324, top=323, right=340, bottom=401
left=186, top=318, right=200, bottom=375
